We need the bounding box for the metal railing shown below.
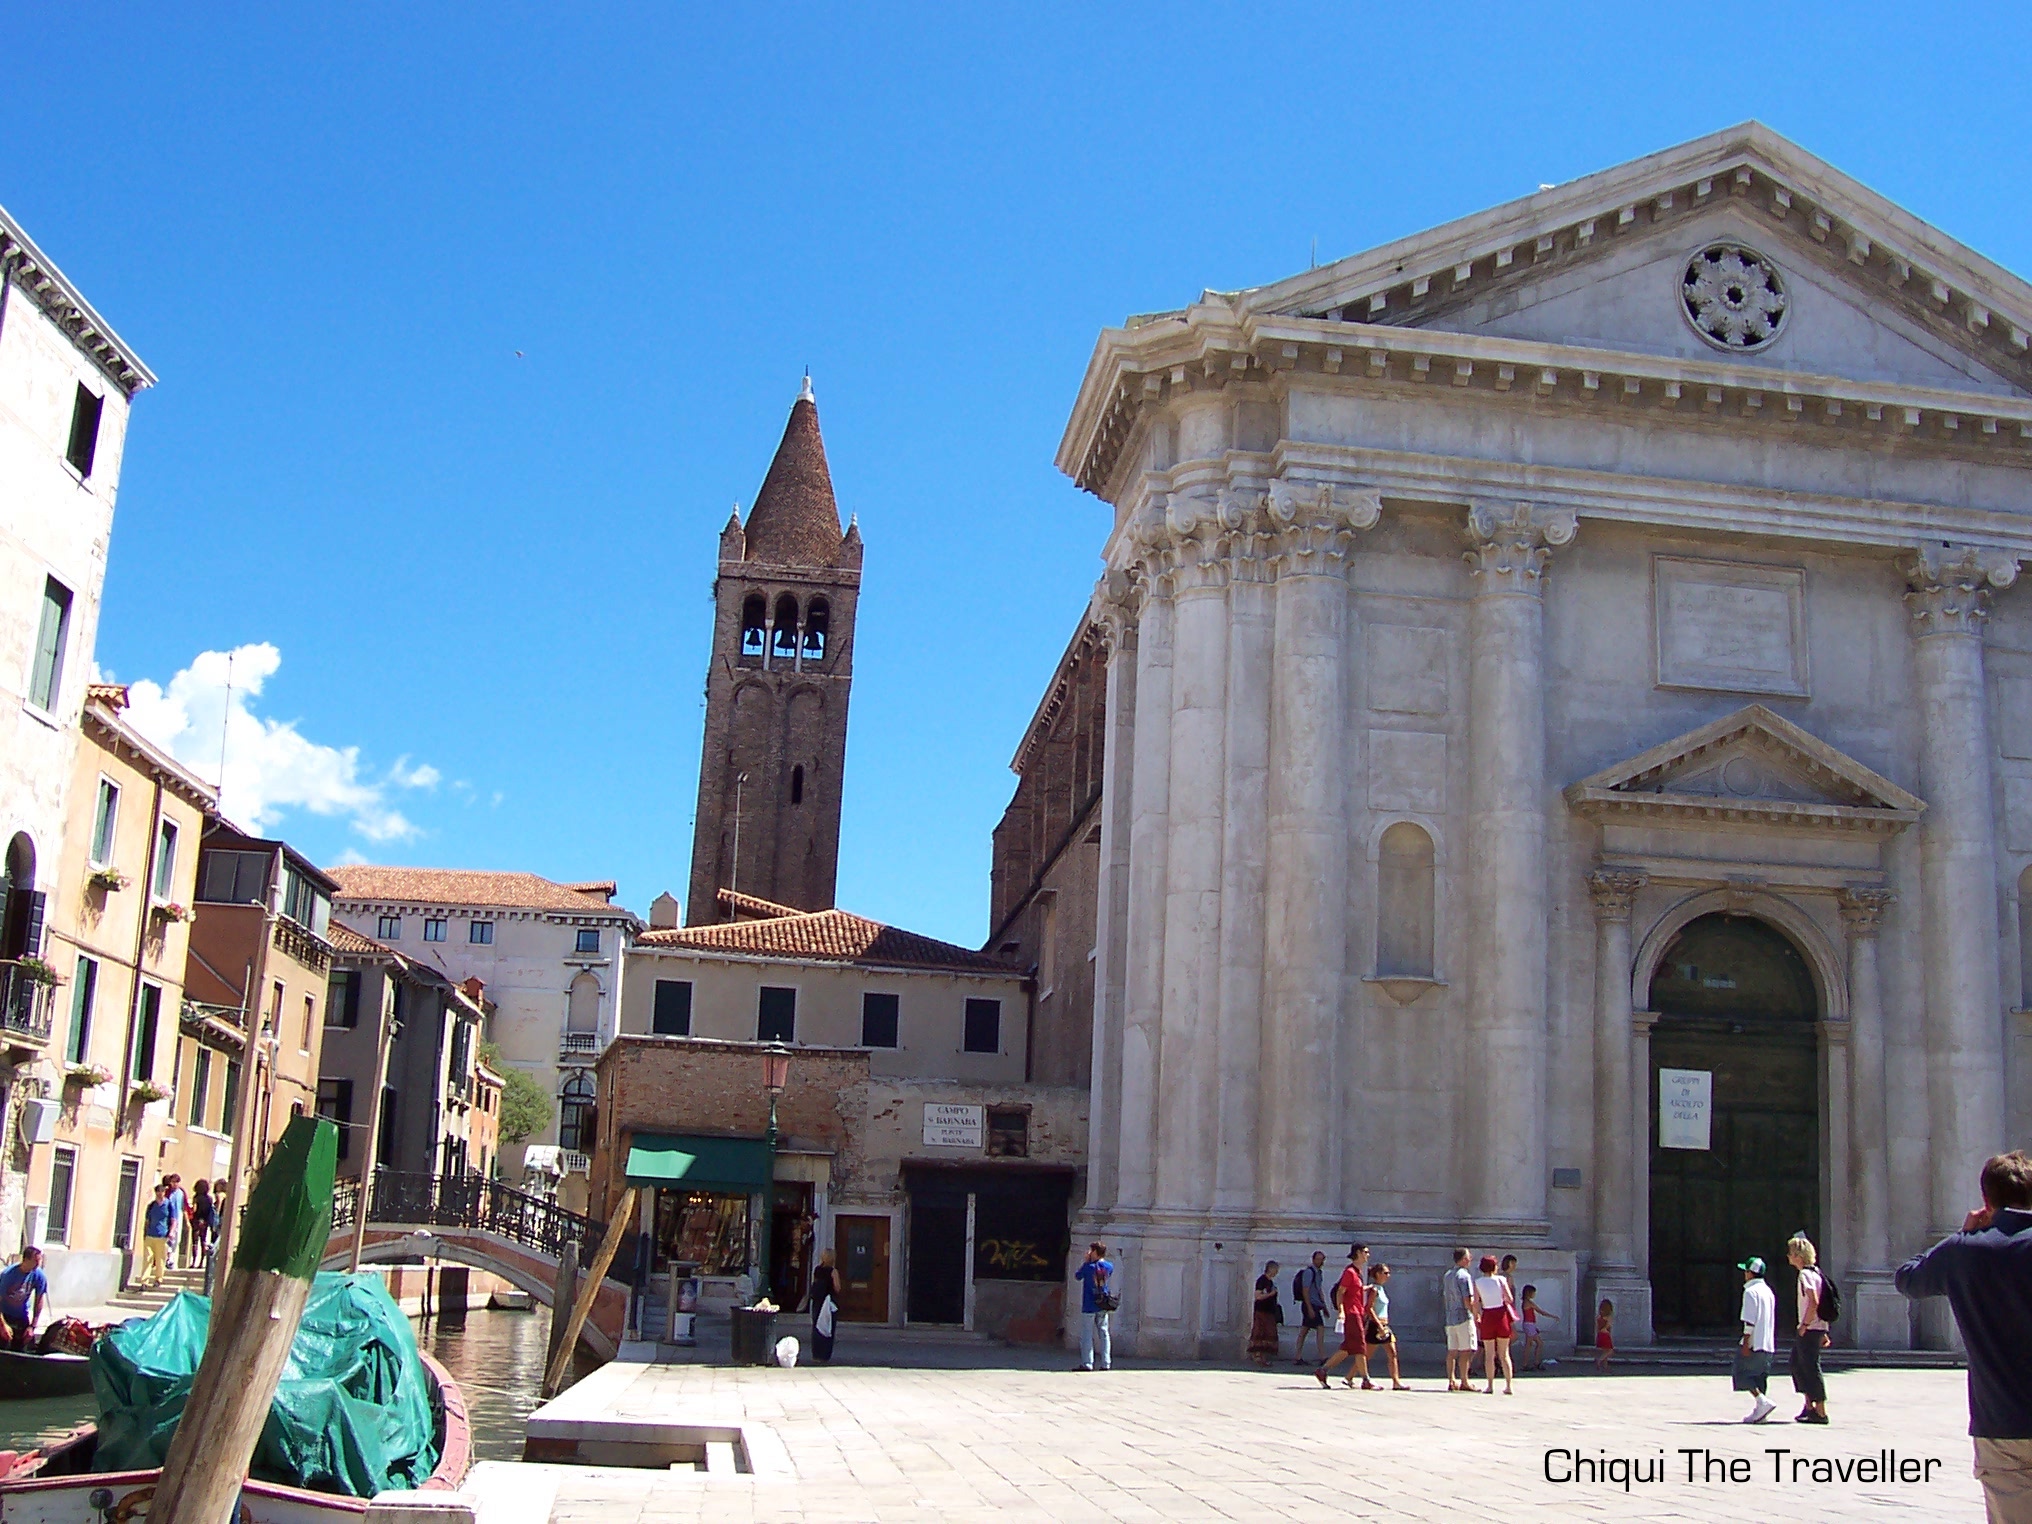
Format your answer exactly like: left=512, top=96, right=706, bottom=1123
left=331, top=1168, right=634, bottom=1266
left=0, top=963, right=56, bottom=1044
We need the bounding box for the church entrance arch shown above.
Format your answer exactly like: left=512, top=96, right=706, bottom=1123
left=1646, top=912, right=1819, bottom=1337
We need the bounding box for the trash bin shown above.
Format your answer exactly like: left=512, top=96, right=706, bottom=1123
left=730, top=1306, right=778, bottom=1366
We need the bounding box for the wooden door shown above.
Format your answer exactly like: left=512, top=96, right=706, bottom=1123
left=834, top=1215, right=890, bottom=1323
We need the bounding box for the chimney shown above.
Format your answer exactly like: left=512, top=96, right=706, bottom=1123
left=649, top=892, right=681, bottom=930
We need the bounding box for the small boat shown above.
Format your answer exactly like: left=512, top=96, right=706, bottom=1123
left=0, top=1352, right=470, bottom=1524
left=0, top=1351, right=93, bottom=1402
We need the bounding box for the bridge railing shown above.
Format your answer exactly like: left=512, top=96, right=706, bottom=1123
left=331, top=1169, right=637, bottom=1268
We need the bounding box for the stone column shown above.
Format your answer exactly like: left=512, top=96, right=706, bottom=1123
left=1839, top=885, right=1905, bottom=1346
left=1462, top=502, right=1575, bottom=1232
left=1904, top=544, right=2015, bottom=1247
left=1115, top=518, right=1175, bottom=1214
left=1627, top=1009, right=1658, bottom=1345
left=1214, top=504, right=1274, bottom=1214
left=1081, top=580, right=1138, bottom=1217
left=1257, top=480, right=1375, bottom=1218
left=1587, top=868, right=1646, bottom=1277
left=1155, top=492, right=1229, bottom=1210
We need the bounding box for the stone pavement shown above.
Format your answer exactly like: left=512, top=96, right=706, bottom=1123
left=468, top=1352, right=1989, bottom=1523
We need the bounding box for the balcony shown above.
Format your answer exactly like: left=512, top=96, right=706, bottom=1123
left=0, top=963, right=56, bottom=1050
left=558, top=1030, right=600, bottom=1060
left=560, top=1150, right=590, bottom=1175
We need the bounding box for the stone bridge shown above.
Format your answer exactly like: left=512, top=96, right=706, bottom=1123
left=325, top=1172, right=635, bottom=1358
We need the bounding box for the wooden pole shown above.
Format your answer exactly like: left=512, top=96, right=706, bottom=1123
left=153, top=1114, right=337, bottom=1524
left=543, top=1240, right=578, bottom=1377
left=347, top=973, right=399, bottom=1272
left=540, top=1186, right=634, bottom=1399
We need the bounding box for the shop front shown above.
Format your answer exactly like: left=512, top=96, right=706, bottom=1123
left=626, top=1132, right=774, bottom=1318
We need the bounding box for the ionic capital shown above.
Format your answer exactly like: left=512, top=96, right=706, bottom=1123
left=1463, top=501, right=1577, bottom=595
left=1836, top=885, right=1895, bottom=938
left=1586, top=867, right=1647, bottom=923
left=1902, top=543, right=2019, bottom=637
left=1266, top=479, right=1379, bottom=577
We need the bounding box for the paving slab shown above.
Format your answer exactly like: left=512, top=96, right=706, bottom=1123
left=471, top=1359, right=1989, bottom=1522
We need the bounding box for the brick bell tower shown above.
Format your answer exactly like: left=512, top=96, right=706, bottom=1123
left=686, top=377, right=861, bottom=924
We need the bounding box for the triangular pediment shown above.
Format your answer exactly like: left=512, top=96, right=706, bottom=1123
left=1564, top=705, right=1924, bottom=833
left=1242, top=123, right=2032, bottom=399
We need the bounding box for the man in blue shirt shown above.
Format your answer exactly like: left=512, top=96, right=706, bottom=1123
left=1896, top=1150, right=2032, bottom=1521
left=1073, top=1241, right=1114, bottom=1372
left=0, top=1247, right=49, bottom=1352
left=139, top=1183, right=173, bottom=1288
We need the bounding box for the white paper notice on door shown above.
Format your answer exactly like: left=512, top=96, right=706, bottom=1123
left=1659, top=1068, right=1713, bottom=1151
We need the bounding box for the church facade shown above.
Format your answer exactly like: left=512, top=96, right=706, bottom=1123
left=1050, top=124, right=2032, bottom=1355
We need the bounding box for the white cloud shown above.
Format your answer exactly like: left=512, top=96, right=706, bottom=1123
left=124, top=644, right=435, bottom=843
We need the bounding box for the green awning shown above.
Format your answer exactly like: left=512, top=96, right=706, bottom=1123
left=625, top=1133, right=773, bottom=1193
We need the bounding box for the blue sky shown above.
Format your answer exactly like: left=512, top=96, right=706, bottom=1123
left=11, top=6, right=2032, bottom=946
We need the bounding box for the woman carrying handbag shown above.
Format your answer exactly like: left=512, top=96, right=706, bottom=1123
left=1471, top=1255, right=1518, bottom=1395
left=808, top=1248, right=842, bottom=1364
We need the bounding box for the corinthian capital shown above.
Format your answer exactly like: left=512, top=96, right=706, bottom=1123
left=1464, top=502, right=1578, bottom=594
left=1586, top=866, right=1647, bottom=922
left=1836, top=885, right=1894, bottom=937
left=1902, top=543, right=2020, bottom=637
left=1090, top=568, right=1141, bottom=659
left=1265, top=479, right=1379, bottom=577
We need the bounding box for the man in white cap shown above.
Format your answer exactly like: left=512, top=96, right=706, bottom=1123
left=1736, top=1256, right=1777, bottom=1424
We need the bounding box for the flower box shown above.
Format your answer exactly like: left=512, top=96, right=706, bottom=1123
left=150, top=902, right=193, bottom=924
left=129, top=1080, right=171, bottom=1105
left=87, top=867, right=130, bottom=893
left=14, top=957, right=60, bottom=987
left=64, top=1064, right=111, bottom=1089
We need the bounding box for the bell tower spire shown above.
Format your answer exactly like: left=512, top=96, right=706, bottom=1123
left=686, top=380, right=861, bottom=924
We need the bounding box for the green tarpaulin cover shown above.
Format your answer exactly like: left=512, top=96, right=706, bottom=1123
left=90, top=1272, right=441, bottom=1498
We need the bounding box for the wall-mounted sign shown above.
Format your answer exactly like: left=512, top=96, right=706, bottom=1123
left=923, top=1103, right=984, bottom=1149
left=1659, top=1068, right=1713, bottom=1151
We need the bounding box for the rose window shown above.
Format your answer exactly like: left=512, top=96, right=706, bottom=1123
left=1681, top=244, right=1787, bottom=351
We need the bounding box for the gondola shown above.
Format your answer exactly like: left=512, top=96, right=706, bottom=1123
left=0, top=1350, right=93, bottom=1402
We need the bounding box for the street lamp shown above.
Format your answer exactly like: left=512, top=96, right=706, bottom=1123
left=756, top=1045, right=790, bottom=1304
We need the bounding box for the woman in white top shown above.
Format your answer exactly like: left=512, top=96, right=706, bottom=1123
left=1786, top=1233, right=1829, bottom=1424
left=1365, top=1263, right=1410, bottom=1391
left=1470, top=1254, right=1518, bottom=1395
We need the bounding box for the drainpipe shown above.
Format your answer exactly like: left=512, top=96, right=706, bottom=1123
left=214, top=873, right=277, bottom=1274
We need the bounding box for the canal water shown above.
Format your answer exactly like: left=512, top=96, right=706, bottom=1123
left=0, top=1308, right=566, bottom=1465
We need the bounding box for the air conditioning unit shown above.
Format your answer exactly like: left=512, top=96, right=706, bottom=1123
left=20, top=1099, right=58, bottom=1146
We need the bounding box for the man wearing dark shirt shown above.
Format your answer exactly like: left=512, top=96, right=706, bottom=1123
left=1896, top=1150, right=2032, bottom=1522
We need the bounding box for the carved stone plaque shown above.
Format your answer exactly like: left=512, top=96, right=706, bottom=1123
left=1998, top=676, right=2032, bottom=761
left=1368, top=730, right=1446, bottom=814
left=1368, top=625, right=1449, bottom=715
left=1654, top=557, right=1809, bottom=698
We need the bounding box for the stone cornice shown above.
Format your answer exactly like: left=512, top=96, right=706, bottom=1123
left=1008, top=619, right=1104, bottom=776
left=0, top=211, right=154, bottom=396
left=1066, top=311, right=2032, bottom=499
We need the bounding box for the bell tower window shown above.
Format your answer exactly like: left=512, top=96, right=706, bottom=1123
left=802, top=598, right=829, bottom=660
left=740, top=594, right=767, bottom=659
left=772, top=594, right=800, bottom=660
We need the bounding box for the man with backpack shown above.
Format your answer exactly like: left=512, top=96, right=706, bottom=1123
left=1073, top=1241, right=1115, bottom=1372
left=1292, top=1251, right=1330, bottom=1365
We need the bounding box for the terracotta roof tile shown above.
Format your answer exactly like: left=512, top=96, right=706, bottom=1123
left=325, top=922, right=391, bottom=957
left=327, top=866, right=639, bottom=919
left=716, top=888, right=802, bottom=920
left=640, top=905, right=1017, bottom=975
left=741, top=388, right=845, bottom=567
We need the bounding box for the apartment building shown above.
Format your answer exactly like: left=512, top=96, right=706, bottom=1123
left=327, top=868, right=640, bottom=1203
left=0, top=205, right=154, bottom=1257
left=33, top=687, right=211, bottom=1301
